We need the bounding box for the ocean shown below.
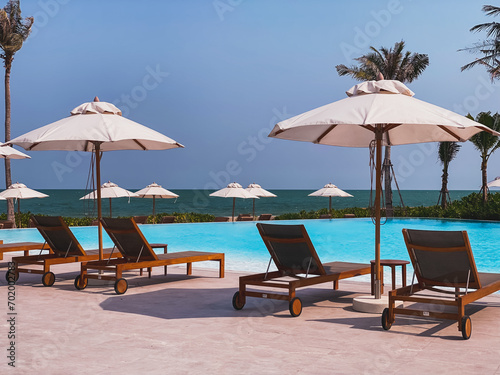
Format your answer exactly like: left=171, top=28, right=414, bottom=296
left=4, top=189, right=477, bottom=218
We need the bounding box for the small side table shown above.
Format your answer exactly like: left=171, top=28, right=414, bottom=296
left=370, top=259, right=410, bottom=295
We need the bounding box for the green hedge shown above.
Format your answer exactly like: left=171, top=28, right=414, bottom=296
left=6, top=193, right=500, bottom=226
left=276, top=192, right=500, bottom=221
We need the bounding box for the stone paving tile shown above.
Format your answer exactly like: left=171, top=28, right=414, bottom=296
left=1, top=254, right=500, bottom=374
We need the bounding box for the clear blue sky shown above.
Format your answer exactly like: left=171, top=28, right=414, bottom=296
left=2, top=0, right=499, bottom=190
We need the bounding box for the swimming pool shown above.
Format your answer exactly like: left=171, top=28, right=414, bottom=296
left=3, top=218, right=500, bottom=281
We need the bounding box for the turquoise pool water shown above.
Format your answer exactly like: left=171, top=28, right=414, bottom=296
left=2, top=218, right=500, bottom=283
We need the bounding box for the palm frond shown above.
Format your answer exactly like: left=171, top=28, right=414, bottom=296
left=0, top=0, right=33, bottom=58
left=438, top=142, right=461, bottom=164
left=483, top=5, right=500, bottom=17
left=335, top=40, right=428, bottom=83
left=469, top=112, right=500, bottom=154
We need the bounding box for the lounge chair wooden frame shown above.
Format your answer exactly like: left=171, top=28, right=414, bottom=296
left=76, top=217, right=224, bottom=294
left=9, top=216, right=119, bottom=287
left=232, top=223, right=371, bottom=317
left=383, top=228, right=500, bottom=340
left=0, top=240, right=51, bottom=260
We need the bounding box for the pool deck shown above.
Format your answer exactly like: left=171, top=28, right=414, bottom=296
left=1, top=252, right=500, bottom=374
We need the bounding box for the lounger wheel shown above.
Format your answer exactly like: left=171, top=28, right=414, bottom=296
left=42, top=271, right=56, bottom=287
left=381, top=308, right=393, bottom=330
left=74, top=275, right=88, bottom=290
left=289, top=297, right=302, bottom=317
left=114, top=278, right=128, bottom=295
left=461, top=316, right=472, bottom=340
left=232, top=291, right=245, bottom=310
left=5, top=269, right=18, bottom=284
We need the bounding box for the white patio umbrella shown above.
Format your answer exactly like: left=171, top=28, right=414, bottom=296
left=0, top=144, right=30, bottom=159
left=210, top=182, right=259, bottom=221
left=8, top=98, right=183, bottom=259
left=245, top=183, right=276, bottom=218
left=0, top=183, right=48, bottom=227
left=135, top=182, right=179, bottom=219
left=487, top=177, right=500, bottom=188
left=80, top=181, right=138, bottom=218
left=0, top=144, right=31, bottom=224
left=269, top=78, right=500, bottom=302
left=308, top=183, right=353, bottom=213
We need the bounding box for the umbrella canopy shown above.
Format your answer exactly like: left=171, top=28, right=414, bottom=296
left=0, top=144, right=30, bottom=159
left=487, top=177, right=500, bottom=188
left=269, top=79, right=500, bottom=301
left=0, top=145, right=31, bottom=226
left=135, top=182, right=179, bottom=218
left=80, top=181, right=138, bottom=217
left=245, top=183, right=276, bottom=218
left=210, top=182, right=259, bottom=221
left=0, top=183, right=48, bottom=200
left=271, top=80, right=494, bottom=146
left=308, top=183, right=353, bottom=213
left=0, top=183, right=48, bottom=226
left=10, top=100, right=184, bottom=152
left=8, top=98, right=183, bottom=259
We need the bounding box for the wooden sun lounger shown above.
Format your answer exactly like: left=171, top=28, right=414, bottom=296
left=75, top=217, right=225, bottom=294
left=382, top=229, right=500, bottom=340
left=0, top=241, right=51, bottom=260
left=232, top=223, right=371, bottom=317
left=7, top=215, right=119, bottom=287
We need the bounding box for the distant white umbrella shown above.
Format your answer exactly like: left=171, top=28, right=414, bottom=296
left=210, top=182, right=259, bottom=221
left=0, top=145, right=31, bottom=225
left=8, top=98, right=183, bottom=259
left=80, top=181, right=138, bottom=218
left=135, top=182, right=179, bottom=218
left=0, top=144, right=30, bottom=159
left=308, top=183, right=353, bottom=213
left=487, top=177, right=500, bottom=188
left=0, top=183, right=48, bottom=227
left=245, top=183, right=276, bottom=218
left=269, top=78, right=500, bottom=301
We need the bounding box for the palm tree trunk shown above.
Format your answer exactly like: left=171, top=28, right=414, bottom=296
left=440, top=163, right=449, bottom=209
left=482, top=157, right=488, bottom=203
left=4, top=56, right=14, bottom=225
left=383, top=146, right=393, bottom=217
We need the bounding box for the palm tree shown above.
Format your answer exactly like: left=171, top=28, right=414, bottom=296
left=0, top=0, right=33, bottom=224
left=437, top=142, right=461, bottom=209
left=460, top=5, right=500, bottom=79
left=467, top=112, right=500, bottom=202
left=336, top=41, right=429, bottom=216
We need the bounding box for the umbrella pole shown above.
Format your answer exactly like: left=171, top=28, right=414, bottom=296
left=252, top=198, right=255, bottom=219
left=329, top=196, right=332, bottom=215
left=232, top=197, right=235, bottom=222
left=95, top=143, right=103, bottom=260
left=109, top=198, right=112, bottom=218
left=374, top=126, right=383, bottom=299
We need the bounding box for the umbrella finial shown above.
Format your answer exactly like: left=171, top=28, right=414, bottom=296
left=93, top=96, right=100, bottom=102
left=376, top=72, right=384, bottom=81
